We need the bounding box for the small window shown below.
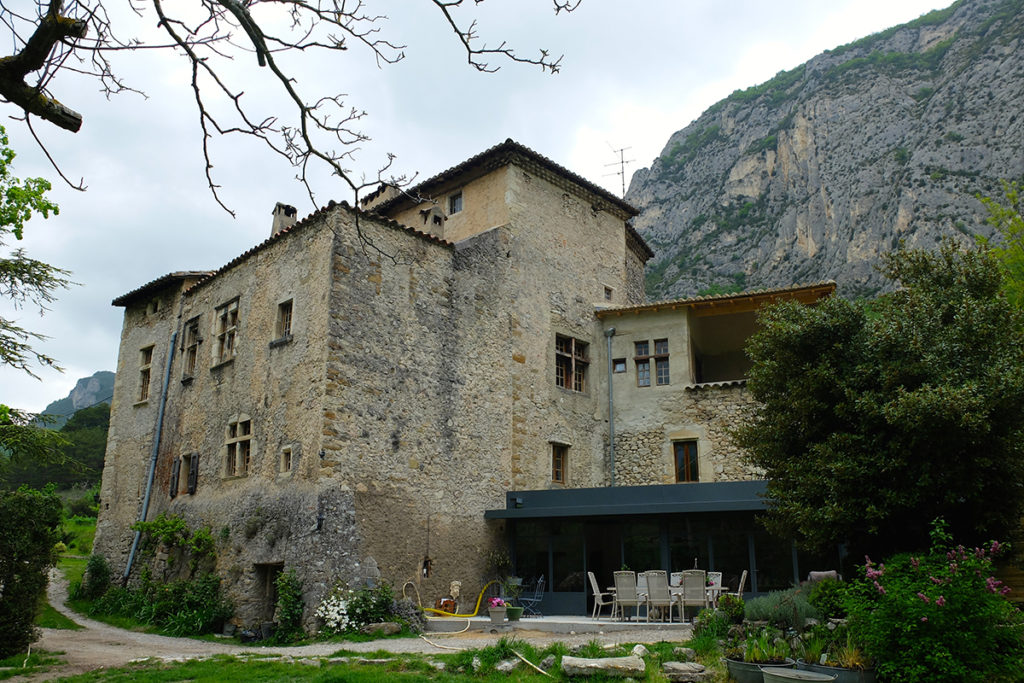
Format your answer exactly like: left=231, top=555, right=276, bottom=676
left=674, top=441, right=699, bottom=483
left=551, top=443, right=568, bottom=484
left=612, top=358, right=627, bottom=373
left=448, top=191, right=463, bottom=215
left=634, top=341, right=651, bottom=387
left=146, top=299, right=160, bottom=316
left=280, top=447, right=293, bottom=474
left=603, top=286, right=613, bottom=301
left=184, top=452, right=199, bottom=494
left=183, top=317, right=200, bottom=378
left=169, top=457, right=181, bottom=498
left=275, top=300, right=293, bottom=340
left=225, top=417, right=252, bottom=477
left=214, top=298, right=240, bottom=365
left=138, top=345, right=154, bottom=402
left=555, top=335, right=589, bottom=392
left=654, top=338, right=670, bottom=386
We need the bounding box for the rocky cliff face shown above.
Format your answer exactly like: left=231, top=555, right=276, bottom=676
left=628, top=0, right=1024, bottom=299
left=42, top=370, right=114, bottom=428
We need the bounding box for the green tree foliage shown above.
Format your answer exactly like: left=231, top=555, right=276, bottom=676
left=736, top=241, right=1024, bottom=557
left=2, top=403, right=109, bottom=490
left=978, top=179, right=1024, bottom=308
left=0, top=486, right=62, bottom=658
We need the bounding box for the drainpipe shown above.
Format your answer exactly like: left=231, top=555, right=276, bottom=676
left=605, top=327, right=616, bottom=487
left=123, top=302, right=182, bottom=584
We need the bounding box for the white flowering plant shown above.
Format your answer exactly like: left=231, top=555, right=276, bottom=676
left=315, top=584, right=355, bottom=635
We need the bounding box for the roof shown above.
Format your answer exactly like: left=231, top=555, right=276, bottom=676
left=371, top=138, right=643, bottom=221
left=596, top=281, right=836, bottom=318
left=484, top=480, right=768, bottom=519
left=112, top=271, right=213, bottom=307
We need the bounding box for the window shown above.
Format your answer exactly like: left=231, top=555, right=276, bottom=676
left=555, top=335, right=589, bottom=392
left=612, top=358, right=627, bottom=373
left=634, top=341, right=651, bottom=387
left=138, top=346, right=154, bottom=402
left=654, top=338, right=670, bottom=385
left=280, top=447, right=293, bottom=474
left=448, top=191, right=463, bottom=215
left=225, top=417, right=252, bottom=477
left=182, top=317, right=200, bottom=378
left=214, top=298, right=239, bottom=365
left=551, top=443, right=568, bottom=484
left=275, top=300, right=293, bottom=340
left=171, top=452, right=200, bottom=496
left=674, top=440, right=699, bottom=483
left=604, top=286, right=613, bottom=301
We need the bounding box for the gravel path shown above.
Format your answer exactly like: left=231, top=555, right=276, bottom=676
left=14, top=570, right=691, bottom=680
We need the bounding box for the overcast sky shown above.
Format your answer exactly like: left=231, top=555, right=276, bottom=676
left=1, top=0, right=948, bottom=413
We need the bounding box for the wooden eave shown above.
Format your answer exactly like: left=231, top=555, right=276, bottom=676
left=595, top=282, right=836, bottom=319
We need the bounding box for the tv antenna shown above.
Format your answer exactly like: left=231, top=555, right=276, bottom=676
left=604, top=145, right=635, bottom=197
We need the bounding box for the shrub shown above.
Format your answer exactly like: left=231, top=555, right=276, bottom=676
left=79, top=553, right=111, bottom=600
left=390, top=597, right=426, bottom=633
left=717, top=593, right=745, bottom=623
left=744, top=587, right=820, bottom=630
left=347, top=582, right=394, bottom=627
left=0, top=487, right=62, bottom=658
left=270, top=569, right=304, bottom=643
left=90, top=571, right=233, bottom=636
left=808, top=577, right=847, bottom=619
left=315, top=581, right=423, bottom=636
left=693, top=607, right=729, bottom=639
left=845, top=519, right=1024, bottom=683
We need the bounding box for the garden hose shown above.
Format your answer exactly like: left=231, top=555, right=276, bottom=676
left=412, top=579, right=500, bottom=618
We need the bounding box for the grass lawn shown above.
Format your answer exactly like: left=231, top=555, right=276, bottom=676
left=0, top=650, right=64, bottom=681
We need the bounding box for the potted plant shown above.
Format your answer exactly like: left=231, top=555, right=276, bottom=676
left=724, top=628, right=795, bottom=683
left=487, top=597, right=507, bottom=623
left=502, top=578, right=524, bottom=621
left=797, top=633, right=875, bottom=683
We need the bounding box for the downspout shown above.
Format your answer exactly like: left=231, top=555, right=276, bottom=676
left=605, top=327, right=616, bottom=487
left=123, top=299, right=182, bottom=584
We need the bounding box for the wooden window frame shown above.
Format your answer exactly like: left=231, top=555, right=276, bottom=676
left=654, top=338, right=670, bottom=386
left=275, top=300, right=293, bottom=340
left=182, top=317, right=200, bottom=379
left=674, top=440, right=699, bottom=483
left=225, top=417, right=252, bottom=477
left=634, top=340, right=651, bottom=387
left=555, top=335, right=589, bottom=393
left=214, top=298, right=240, bottom=365
left=138, top=345, right=154, bottom=402
left=448, top=191, right=463, bottom=215
left=551, top=443, right=568, bottom=484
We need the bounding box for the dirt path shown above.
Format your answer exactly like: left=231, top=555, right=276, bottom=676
left=12, top=571, right=688, bottom=680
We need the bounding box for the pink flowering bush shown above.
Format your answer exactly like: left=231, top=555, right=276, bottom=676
left=845, top=519, right=1024, bottom=682
left=487, top=597, right=506, bottom=608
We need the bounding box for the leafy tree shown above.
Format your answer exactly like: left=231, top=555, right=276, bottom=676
left=978, top=179, right=1024, bottom=307
left=0, top=1, right=579, bottom=210
left=2, top=403, right=109, bottom=490
left=0, top=486, right=62, bottom=658
left=736, top=241, right=1024, bottom=558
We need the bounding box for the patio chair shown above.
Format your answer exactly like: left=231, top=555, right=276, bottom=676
left=612, top=571, right=642, bottom=622
left=707, top=571, right=723, bottom=607
left=677, top=569, right=707, bottom=623
left=587, top=571, right=615, bottom=619
left=518, top=575, right=545, bottom=617
left=643, top=570, right=677, bottom=623
left=725, top=569, right=748, bottom=599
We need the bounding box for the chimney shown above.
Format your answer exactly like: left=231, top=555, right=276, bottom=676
left=271, top=202, right=297, bottom=237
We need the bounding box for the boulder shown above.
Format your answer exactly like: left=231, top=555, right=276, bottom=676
left=561, top=655, right=645, bottom=677
left=663, top=661, right=712, bottom=682
left=360, top=621, right=401, bottom=636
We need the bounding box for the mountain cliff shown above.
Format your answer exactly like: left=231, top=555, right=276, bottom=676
left=628, top=0, right=1024, bottom=299
left=41, top=370, right=114, bottom=428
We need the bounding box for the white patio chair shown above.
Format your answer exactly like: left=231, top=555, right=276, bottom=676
left=587, top=571, right=614, bottom=619
left=677, top=569, right=708, bottom=623
left=643, top=570, right=677, bottom=622
left=612, top=571, right=642, bottom=622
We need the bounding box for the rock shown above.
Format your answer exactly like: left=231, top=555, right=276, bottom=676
left=540, top=654, right=556, bottom=670
left=631, top=644, right=649, bottom=657
left=360, top=621, right=401, bottom=636
left=561, top=655, right=646, bottom=677
left=663, top=660, right=711, bottom=682
left=673, top=647, right=697, bottom=661
left=472, top=656, right=482, bottom=672
left=495, top=659, right=518, bottom=673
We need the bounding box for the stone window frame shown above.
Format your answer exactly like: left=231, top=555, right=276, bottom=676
left=555, top=334, right=589, bottom=393
left=271, top=299, right=294, bottom=347
left=551, top=442, right=569, bottom=484
left=279, top=445, right=294, bottom=475
left=224, top=414, right=253, bottom=478
left=137, top=345, right=154, bottom=403
left=213, top=297, right=240, bottom=367
left=170, top=451, right=200, bottom=497
left=612, top=358, right=627, bottom=373
left=448, top=190, right=463, bottom=215
left=673, top=440, right=699, bottom=483
left=182, top=316, right=201, bottom=380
